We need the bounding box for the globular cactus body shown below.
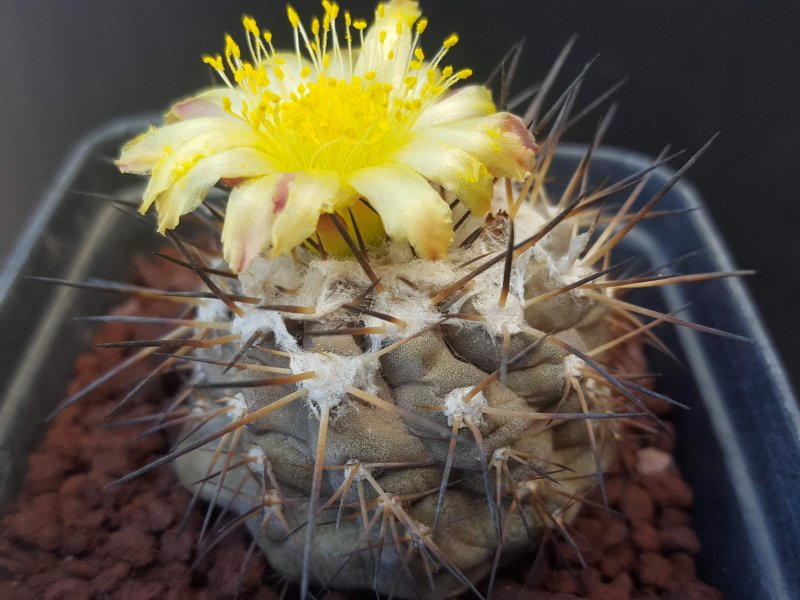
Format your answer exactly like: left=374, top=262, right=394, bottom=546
left=173, top=192, right=620, bottom=598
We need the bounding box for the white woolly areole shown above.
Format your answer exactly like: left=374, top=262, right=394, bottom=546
left=564, top=231, right=591, bottom=269
left=289, top=351, right=379, bottom=414
left=443, top=387, right=488, bottom=427
left=247, top=445, right=266, bottom=476
left=343, top=460, right=369, bottom=482
left=563, top=355, right=585, bottom=379
left=231, top=306, right=300, bottom=352
left=195, top=298, right=229, bottom=324
left=225, top=393, right=248, bottom=420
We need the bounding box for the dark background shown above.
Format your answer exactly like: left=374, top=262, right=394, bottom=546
left=1, top=0, right=797, bottom=389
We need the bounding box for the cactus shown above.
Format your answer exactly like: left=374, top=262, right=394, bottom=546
left=51, top=1, right=745, bottom=598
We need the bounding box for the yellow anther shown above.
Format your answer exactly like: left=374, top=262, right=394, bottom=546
left=300, top=65, right=311, bottom=78
left=364, top=71, right=377, bottom=80
left=323, top=1, right=340, bottom=20
left=353, top=19, right=367, bottom=30
left=414, top=48, right=425, bottom=61
left=379, top=30, right=387, bottom=44
left=387, top=50, right=395, bottom=59
left=442, top=65, right=453, bottom=78
left=345, top=11, right=352, bottom=27
left=404, top=75, right=418, bottom=88
left=416, top=18, right=428, bottom=34
left=225, top=35, right=241, bottom=59
left=263, top=30, right=273, bottom=44
left=323, top=14, right=331, bottom=31
left=377, top=3, right=385, bottom=18
left=222, top=97, right=232, bottom=113
left=323, top=54, right=331, bottom=68
left=202, top=54, right=224, bottom=71
left=242, top=15, right=260, bottom=36
left=409, top=60, right=422, bottom=70
left=312, top=17, right=320, bottom=36
left=287, top=5, right=300, bottom=27
left=396, top=22, right=403, bottom=35
left=274, top=65, right=285, bottom=80
left=456, top=68, right=473, bottom=80
left=443, top=33, right=460, bottom=49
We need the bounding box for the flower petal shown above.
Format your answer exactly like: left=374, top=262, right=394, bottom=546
left=221, top=175, right=282, bottom=272
left=392, top=138, right=493, bottom=216
left=270, top=171, right=349, bottom=256
left=355, top=0, right=421, bottom=86
left=414, top=85, right=496, bottom=130
left=416, top=113, right=537, bottom=180
left=142, top=119, right=270, bottom=211
left=154, top=147, right=274, bottom=233
left=166, top=88, right=246, bottom=123
left=118, top=117, right=251, bottom=175
left=348, top=164, right=453, bottom=259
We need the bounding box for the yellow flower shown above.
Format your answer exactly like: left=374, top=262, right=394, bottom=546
left=118, top=0, right=536, bottom=272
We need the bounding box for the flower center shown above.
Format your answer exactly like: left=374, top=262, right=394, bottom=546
left=203, top=3, right=474, bottom=176
left=265, top=75, right=415, bottom=173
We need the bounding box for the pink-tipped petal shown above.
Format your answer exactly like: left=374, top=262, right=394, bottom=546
left=416, top=113, right=537, bottom=181
left=153, top=147, right=274, bottom=233
left=270, top=172, right=349, bottom=256
left=221, top=175, right=282, bottom=272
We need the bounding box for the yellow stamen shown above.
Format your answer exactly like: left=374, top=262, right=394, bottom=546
left=202, top=54, right=224, bottom=72
left=242, top=15, right=259, bottom=37
left=287, top=5, right=300, bottom=28
left=225, top=35, right=241, bottom=59
left=443, top=33, right=460, bottom=49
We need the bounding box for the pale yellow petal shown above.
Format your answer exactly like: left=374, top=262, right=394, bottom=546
left=355, top=0, right=421, bottom=86
left=118, top=117, right=247, bottom=175
left=392, top=138, right=493, bottom=216
left=270, top=171, right=349, bottom=256
left=416, top=113, right=537, bottom=180
left=413, top=85, right=496, bottom=130
left=348, top=164, right=453, bottom=259
left=221, top=175, right=282, bottom=272
left=154, top=147, right=274, bottom=233
left=166, top=88, right=246, bottom=123
left=143, top=119, right=270, bottom=210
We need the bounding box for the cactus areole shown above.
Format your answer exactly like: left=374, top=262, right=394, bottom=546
left=107, top=1, right=729, bottom=598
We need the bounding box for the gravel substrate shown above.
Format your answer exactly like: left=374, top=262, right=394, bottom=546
left=0, top=254, right=722, bottom=599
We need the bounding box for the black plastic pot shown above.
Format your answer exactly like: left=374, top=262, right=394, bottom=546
left=1, top=117, right=798, bottom=599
